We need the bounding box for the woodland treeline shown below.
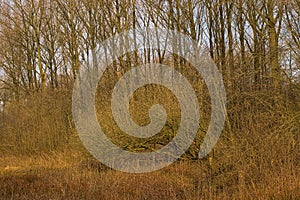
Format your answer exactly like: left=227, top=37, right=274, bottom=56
left=0, top=0, right=299, bottom=94
left=0, top=1, right=299, bottom=198
left=0, top=0, right=299, bottom=145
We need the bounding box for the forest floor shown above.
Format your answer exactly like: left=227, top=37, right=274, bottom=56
left=0, top=137, right=298, bottom=200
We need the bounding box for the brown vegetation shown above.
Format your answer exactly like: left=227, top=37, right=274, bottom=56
left=0, top=0, right=299, bottom=199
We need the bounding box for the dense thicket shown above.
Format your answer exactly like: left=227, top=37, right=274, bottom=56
left=0, top=0, right=299, bottom=154
left=0, top=2, right=299, bottom=199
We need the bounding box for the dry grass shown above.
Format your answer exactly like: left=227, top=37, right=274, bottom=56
left=0, top=75, right=299, bottom=199
left=0, top=127, right=298, bottom=199
left=0, top=152, right=298, bottom=199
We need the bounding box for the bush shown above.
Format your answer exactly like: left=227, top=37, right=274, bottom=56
left=0, top=90, right=73, bottom=155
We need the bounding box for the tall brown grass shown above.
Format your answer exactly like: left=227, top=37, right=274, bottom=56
left=0, top=72, right=299, bottom=199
